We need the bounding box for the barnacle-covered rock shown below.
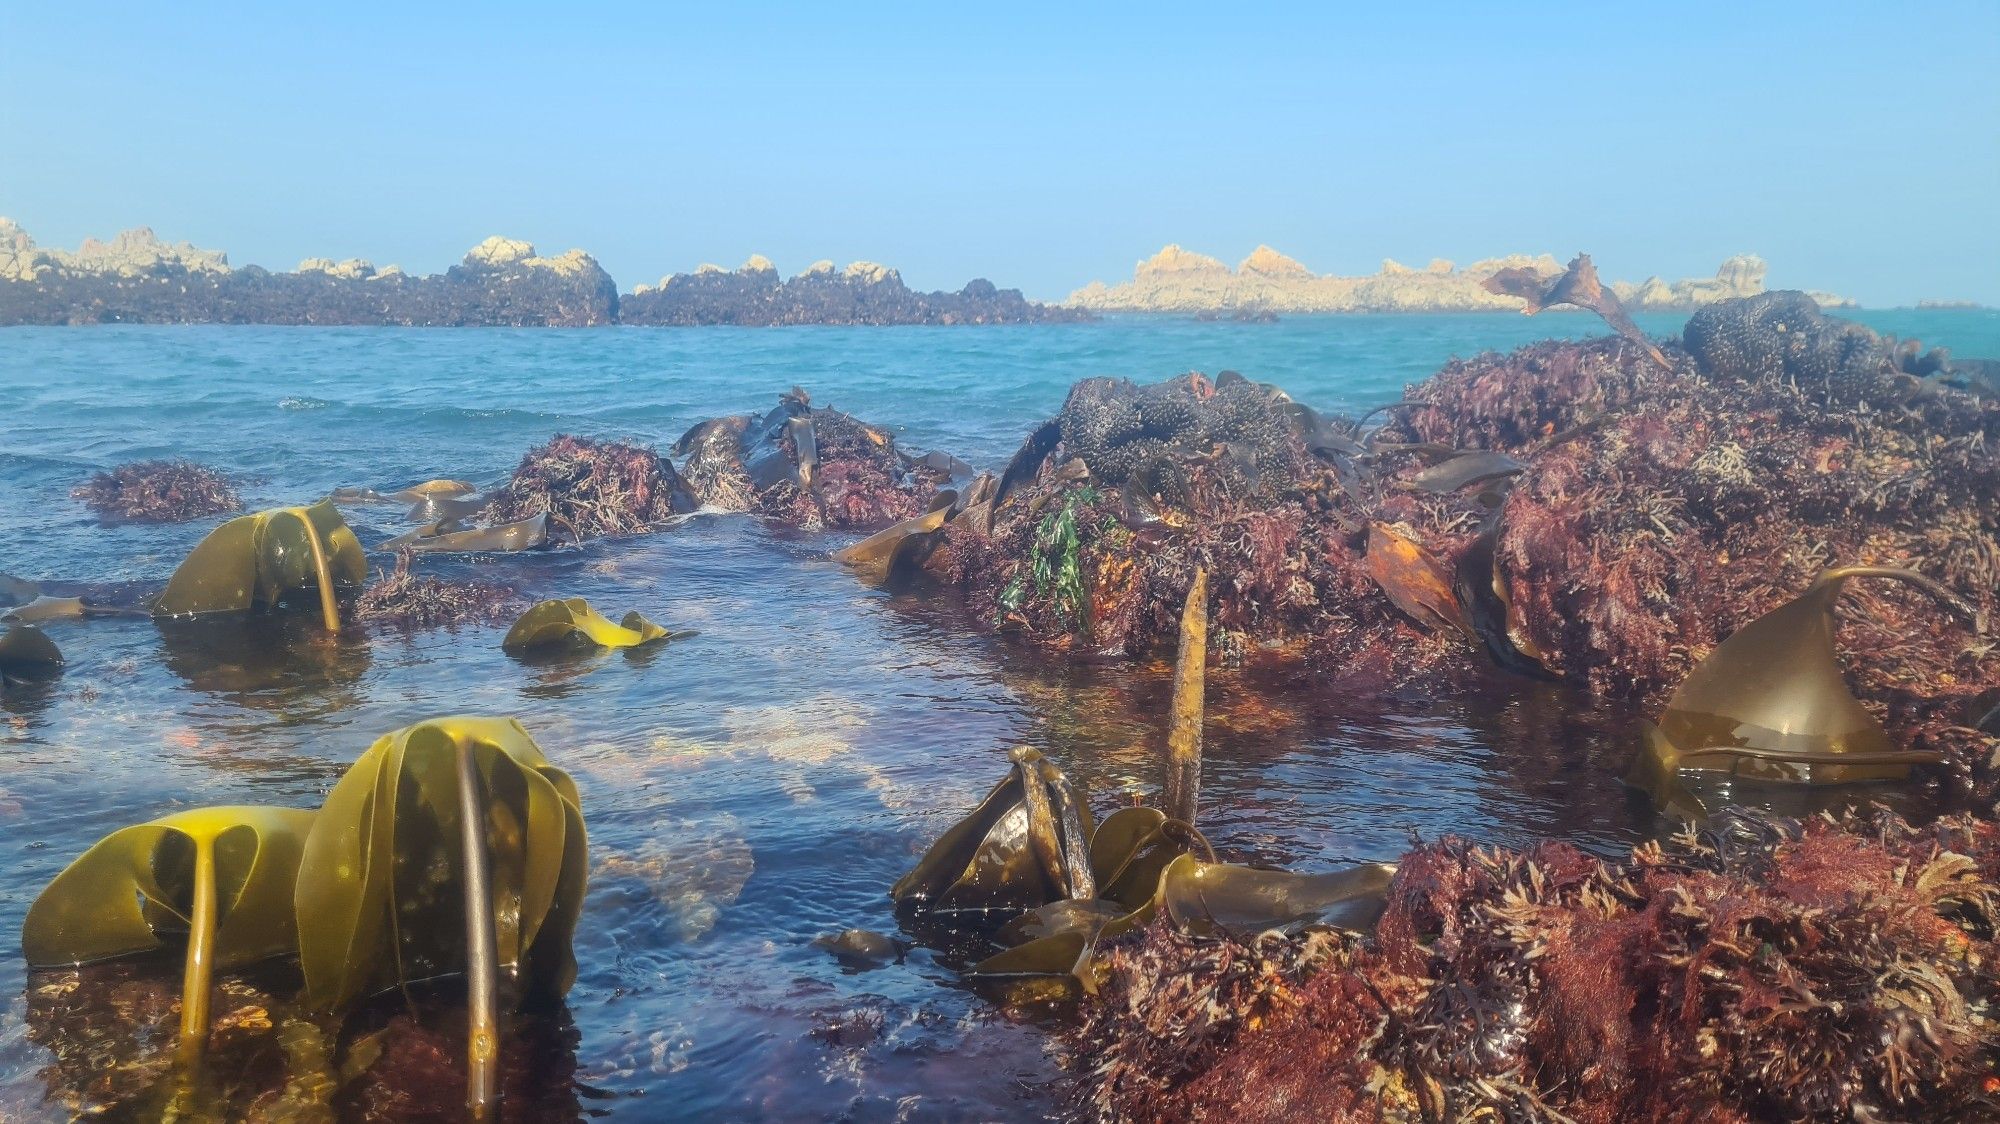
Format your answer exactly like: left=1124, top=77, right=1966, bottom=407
left=1683, top=290, right=1956, bottom=406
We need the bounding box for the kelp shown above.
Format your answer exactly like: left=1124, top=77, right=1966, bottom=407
left=1155, top=853, right=1396, bottom=937
left=22, top=806, right=315, bottom=1079
left=153, top=499, right=367, bottom=632
left=891, top=747, right=1096, bottom=918
left=72, top=459, right=240, bottom=523
left=1162, top=571, right=1208, bottom=826
left=295, top=716, right=587, bottom=1117
left=380, top=512, right=549, bottom=553
left=1630, top=565, right=1969, bottom=819
left=1483, top=252, right=1670, bottom=369
left=1398, top=449, right=1525, bottom=495
left=833, top=506, right=951, bottom=587
left=500, top=597, right=684, bottom=654
left=1363, top=522, right=1472, bottom=640
left=1, top=595, right=84, bottom=624
left=0, top=624, right=64, bottom=684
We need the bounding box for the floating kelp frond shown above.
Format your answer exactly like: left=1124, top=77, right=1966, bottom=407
left=1484, top=252, right=1670, bottom=370
left=23, top=806, right=315, bottom=1075
left=833, top=506, right=950, bottom=587
left=355, top=552, right=525, bottom=632
left=489, top=435, right=693, bottom=546
left=1629, top=565, right=1969, bottom=818
left=72, top=460, right=240, bottom=523
left=296, top=716, right=587, bottom=1115
left=153, top=500, right=366, bottom=632
left=379, top=511, right=548, bottom=553
left=501, top=597, right=681, bottom=653
left=0, top=624, right=64, bottom=684
left=1, top=596, right=84, bottom=624
left=332, top=478, right=478, bottom=505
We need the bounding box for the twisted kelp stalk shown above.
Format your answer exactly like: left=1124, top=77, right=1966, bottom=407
left=1071, top=808, right=2000, bottom=1123
left=1162, top=569, right=1207, bottom=826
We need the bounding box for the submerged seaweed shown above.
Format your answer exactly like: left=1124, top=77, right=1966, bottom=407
left=72, top=460, right=240, bottom=523
left=354, top=551, right=525, bottom=631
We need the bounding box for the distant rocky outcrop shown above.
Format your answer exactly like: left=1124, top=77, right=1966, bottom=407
left=0, top=221, right=617, bottom=326
left=1069, top=245, right=1854, bottom=313
left=0, top=220, right=1082, bottom=327
left=619, top=255, right=1087, bottom=326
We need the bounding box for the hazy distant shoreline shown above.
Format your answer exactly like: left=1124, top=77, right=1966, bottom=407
left=0, top=219, right=1894, bottom=328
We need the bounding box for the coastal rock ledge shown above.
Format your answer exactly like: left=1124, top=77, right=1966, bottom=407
left=1069, top=244, right=1855, bottom=313
left=0, top=220, right=1084, bottom=327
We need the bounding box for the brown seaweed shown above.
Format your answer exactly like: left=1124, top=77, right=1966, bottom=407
left=890, top=747, right=1095, bottom=919
left=0, top=623, right=64, bottom=684
left=73, top=460, right=241, bottom=523
left=500, top=598, right=680, bottom=653
left=1483, top=252, right=1670, bottom=370
left=1629, top=565, right=1972, bottom=817
left=153, top=500, right=367, bottom=632
left=380, top=512, right=549, bottom=554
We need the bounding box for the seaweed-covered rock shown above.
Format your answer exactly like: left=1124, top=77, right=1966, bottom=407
left=916, top=302, right=1998, bottom=801
left=72, top=460, right=240, bottom=522
left=354, top=552, right=525, bottom=631
left=1072, top=809, right=2000, bottom=1124
left=490, top=435, right=695, bottom=546
left=676, top=389, right=962, bottom=531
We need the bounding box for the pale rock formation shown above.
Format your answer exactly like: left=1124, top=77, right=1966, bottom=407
left=0, top=219, right=232, bottom=281
left=843, top=261, right=897, bottom=285
left=741, top=254, right=776, bottom=274
left=801, top=260, right=835, bottom=277
left=1070, top=245, right=1847, bottom=313
left=297, top=257, right=375, bottom=280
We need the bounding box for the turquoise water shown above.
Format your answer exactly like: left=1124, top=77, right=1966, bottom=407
left=0, top=309, right=1993, bottom=1120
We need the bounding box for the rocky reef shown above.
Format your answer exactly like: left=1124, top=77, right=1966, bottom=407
left=1069, top=244, right=1856, bottom=314
left=0, top=219, right=1081, bottom=327
left=620, top=255, right=1087, bottom=326
left=894, top=291, right=1999, bottom=808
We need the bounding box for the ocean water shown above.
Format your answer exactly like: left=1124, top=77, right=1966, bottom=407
left=0, top=308, right=1994, bottom=1120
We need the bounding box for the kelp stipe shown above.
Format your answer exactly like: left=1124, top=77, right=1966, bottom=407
left=1629, top=565, right=1974, bottom=817
left=153, top=499, right=366, bottom=631
left=295, top=716, right=587, bottom=1119
left=22, top=806, right=315, bottom=1078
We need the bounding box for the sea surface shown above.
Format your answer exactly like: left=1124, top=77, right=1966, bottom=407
left=0, top=309, right=1994, bottom=1120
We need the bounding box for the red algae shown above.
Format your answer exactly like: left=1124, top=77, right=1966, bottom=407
left=1072, top=809, right=2000, bottom=1123
left=354, top=551, right=525, bottom=631
left=490, top=434, right=694, bottom=545
left=72, top=459, right=240, bottom=522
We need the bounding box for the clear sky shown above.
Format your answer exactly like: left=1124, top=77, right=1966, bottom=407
left=2, top=2, right=1995, bottom=305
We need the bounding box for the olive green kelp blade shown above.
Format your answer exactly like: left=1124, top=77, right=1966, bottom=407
left=294, top=716, right=586, bottom=1011
left=1628, top=565, right=1964, bottom=816
left=501, top=597, right=677, bottom=653
left=833, top=506, right=950, bottom=587
left=154, top=500, right=367, bottom=630
left=23, top=806, right=315, bottom=970
left=1157, top=853, right=1397, bottom=937
left=0, top=624, right=65, bottom=684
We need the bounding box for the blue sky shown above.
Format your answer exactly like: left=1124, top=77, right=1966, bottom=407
left=2, top=2, right=1995, bottom=305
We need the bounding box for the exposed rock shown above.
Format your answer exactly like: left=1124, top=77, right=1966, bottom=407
left=620, top=256, right=1085, bottom=326
left=1071, top=245, right=1852, bottom=313
left=0, top=221, right=616, bottom=326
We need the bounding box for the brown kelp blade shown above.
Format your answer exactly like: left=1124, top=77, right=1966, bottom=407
left=383, top=512, right=548, bottom=554
left=1629, top=565, right=1970, bottom=814
left=392, top=479, right=478, bottom=503
left=1157, top=853, right=1396, bottom=937
left=501, top=597, right=674, bottom=653
left=154, top=500, right=367, bottom=631
left=1452, top=513, right=1553, bottom=677
left=0, top=624, right=65, bottom=683
left=833, top=507, right=950, bottom=587
left=1365, top=522, right=1474, bottom=639
left=890, top=747, right=1092, bottom=918
left=1484, top=253, right=1671, bottom=370
left=1401, top=450, right=1526, bottom=495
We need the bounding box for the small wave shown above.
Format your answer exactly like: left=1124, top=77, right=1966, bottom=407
left=279, top=396, right=331, bottom=411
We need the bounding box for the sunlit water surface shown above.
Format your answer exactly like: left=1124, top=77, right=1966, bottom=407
left=1, top=309, right=1995, bottom=1120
